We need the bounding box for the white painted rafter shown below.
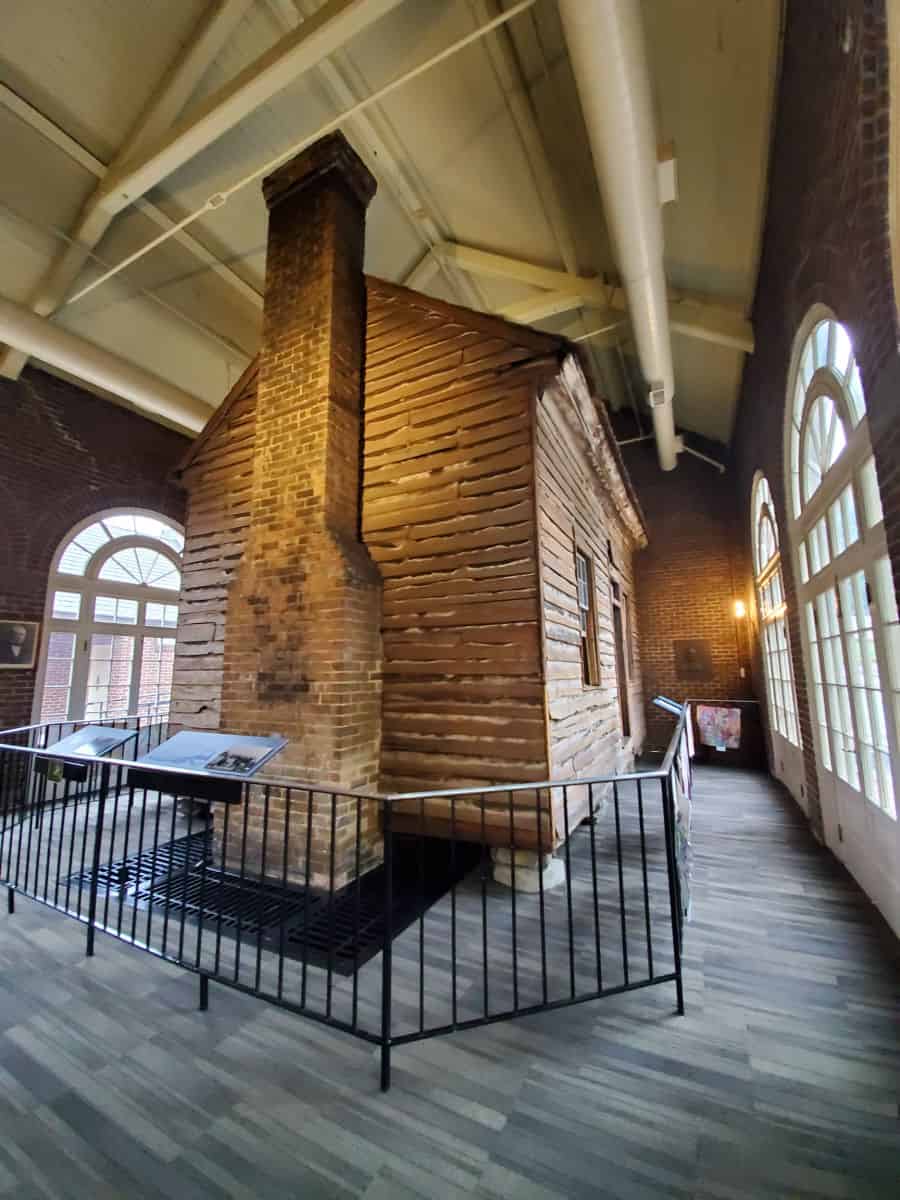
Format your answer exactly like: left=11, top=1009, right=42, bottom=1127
left=469, top=0, right=579, bottom=276
left=98, top=0, right=406, bottom=215
left=498, top=290, right=600, bottom=325
left=0, top=295, right=213, bottom=431
left=264, top=0, right=486, bottom=312
left=0, top=84, right=262, bottom=313
left=0, top=0, right=259, bottom=380
left=402, top=250, right=441, bottom=291
left=1, top=0, right=407, bottom=380
left=464, top=3, right=623, bottom=404
left=434, top=241, right=755, bottom=353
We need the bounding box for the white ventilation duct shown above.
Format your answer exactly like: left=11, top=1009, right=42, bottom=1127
left=0, top=297, right=214, bottom=432
left=558, top=0, right=679, bottom=470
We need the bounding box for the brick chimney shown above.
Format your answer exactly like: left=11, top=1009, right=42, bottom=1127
left=219, top=133, right=383, bottom=887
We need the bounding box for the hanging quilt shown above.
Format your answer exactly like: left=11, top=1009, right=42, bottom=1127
left=696, top=704, right=742, bottom=751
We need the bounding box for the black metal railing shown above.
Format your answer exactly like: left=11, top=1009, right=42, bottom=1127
left=0, top=708, right=691, bottom=1090
left=0, top=713, right=171, bottom=755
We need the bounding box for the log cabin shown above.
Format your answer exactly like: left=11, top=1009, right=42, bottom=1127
left=170, top=132, right=647, bottom=890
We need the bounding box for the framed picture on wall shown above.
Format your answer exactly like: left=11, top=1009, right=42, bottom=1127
left=673, top=638, right=714, bottom=681
left=0, top=620, right=40, bottom=669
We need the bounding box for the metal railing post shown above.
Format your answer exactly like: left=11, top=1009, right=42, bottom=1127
left=660, top=772, right=685, bottom=1015
left=85, top=760, right=111, bottom=958
left=1, top=705, right=695, bottom=1091
left=380, top=799, right=393, bottom=1093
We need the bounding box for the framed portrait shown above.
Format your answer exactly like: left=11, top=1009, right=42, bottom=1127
left=0, top=620, right=40, bottom=670
left=673, top=638, right=714, bottom=681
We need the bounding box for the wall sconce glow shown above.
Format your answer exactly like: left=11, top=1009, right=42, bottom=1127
left=733, top=599, right=747, bottom=620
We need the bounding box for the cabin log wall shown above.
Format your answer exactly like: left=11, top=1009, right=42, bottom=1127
left=362, top=279, right=557, bottom=846
left=170, top=286, right=646, bottom=859
left=170, top=365, right=257, bottom=731
left=534, top=366, right=646, bottom=839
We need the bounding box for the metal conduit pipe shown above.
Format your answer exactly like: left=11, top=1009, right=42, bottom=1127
left=558, top=0, right=679, bottom=470
left=0, top=296, right=213, bottom=432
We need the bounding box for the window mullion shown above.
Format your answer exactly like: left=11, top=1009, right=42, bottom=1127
left=821, top=593, right=846, bottom=779
left=68, top=617, right=93, bottom=723
left=130, top=631, right=146, bottom=719
left=809, top=621, right=839, bottom=775
left=866, top=562, right=900, bottom=815
left=834, top=575, right=864, bottom=794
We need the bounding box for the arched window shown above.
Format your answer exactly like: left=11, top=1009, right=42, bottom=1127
left=751, top=473, right=800, bottom=748
left=35, top=511, right=183, bottom=723
left=786, top=308, right=899, bottom=928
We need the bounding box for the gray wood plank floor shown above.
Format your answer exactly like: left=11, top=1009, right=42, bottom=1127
left=0, top=766, right=897, bottom=1199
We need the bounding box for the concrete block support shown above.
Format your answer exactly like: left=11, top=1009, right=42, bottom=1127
left=491, top=846, right=566, bottom=892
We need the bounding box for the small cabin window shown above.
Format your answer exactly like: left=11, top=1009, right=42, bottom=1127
left=575, top=549, right=601, bottom=686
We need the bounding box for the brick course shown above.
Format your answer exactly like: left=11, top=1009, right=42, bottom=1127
left=0, top=368, right=187, bottom=729
left=623, top=442, right=751, bottom=751
left=218, top=133, right=383, bottom=888
left=732, top=0, right=899, bottom=837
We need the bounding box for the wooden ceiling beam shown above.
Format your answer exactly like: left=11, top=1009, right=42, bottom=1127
left=469, top=0, right=579, bottom=277
left=434, top=241, right=755, bottom=354
left=265, top=0, right=487, bottom=314
left=0, top=0, right=257, bottom=380
left=98, top=0, right=406, bottom=216
left=0, top=85, right=263, bottom=313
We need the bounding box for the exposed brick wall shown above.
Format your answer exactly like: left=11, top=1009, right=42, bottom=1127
left=0, top=367, right=187, bottom=729
left=624, top=442, right=752, bottom=751
left=218, top=134, right=383, bottom=888
left=732, top=0, right=899, bottom=837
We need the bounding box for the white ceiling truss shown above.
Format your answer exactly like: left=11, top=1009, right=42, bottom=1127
left=262, top=0, right=487, bottom=312
left=431, top=240, right=755, bottom=353
left=0, top=0, right=263, bottom=379
left=0, top=0, right=778, bottom=444
left=0, top=82, right=262, bottom=352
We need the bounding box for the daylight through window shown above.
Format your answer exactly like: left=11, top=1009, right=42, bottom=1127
left=36, top=512, right=183, bottom=724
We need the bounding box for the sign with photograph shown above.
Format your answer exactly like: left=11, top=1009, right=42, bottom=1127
left=0, top=620, right=39, bottom=669
left=137, top=730, right=287, bottom=778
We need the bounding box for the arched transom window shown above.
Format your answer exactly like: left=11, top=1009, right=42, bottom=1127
left=752, top=473, right=800, bottom=747
left=36, top=511, right=183, bottom=724
left=787, top=310, right=899, bottom=825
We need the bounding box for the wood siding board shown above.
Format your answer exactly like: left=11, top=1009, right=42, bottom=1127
left=364, top=283, right=550, bottom=820
left=534, top=377, right=647, bottom=840
left=174, top=279, right=649, bottom=858
left=170, top=374, right=258, bottom=733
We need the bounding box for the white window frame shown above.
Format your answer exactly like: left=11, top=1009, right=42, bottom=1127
left=751, top=472, right=801, bottom=751
left=33, top=508, right=184, bottom=725
left=574, top=545, right=601, bottom=687
left=785, top=305, right=900, bottom=933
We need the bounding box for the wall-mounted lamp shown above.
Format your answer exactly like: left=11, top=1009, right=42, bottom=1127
left=733, top=599, right=747, bottom=620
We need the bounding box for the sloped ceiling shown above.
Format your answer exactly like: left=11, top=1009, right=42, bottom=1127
left=0, top=0, right=782, bottom=447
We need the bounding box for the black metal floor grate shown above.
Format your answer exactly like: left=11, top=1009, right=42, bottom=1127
left=66, top=832, right=480, bottom=976
left=281, top=835, right=481, bottom=973
left=135, top=869, right=317, bottom=940
left=67, top=830, right=210, bottom=897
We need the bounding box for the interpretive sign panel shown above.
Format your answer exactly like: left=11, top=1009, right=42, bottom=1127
left=137, top=731, right=287, bottom=779
left=41, top=725, right=136, bottom=759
